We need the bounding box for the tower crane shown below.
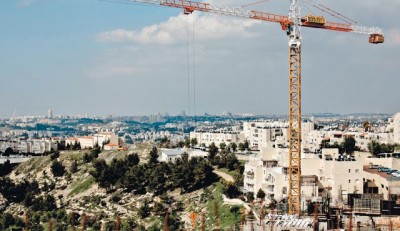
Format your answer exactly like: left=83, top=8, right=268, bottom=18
left=118, top=0, right=384, bottom=215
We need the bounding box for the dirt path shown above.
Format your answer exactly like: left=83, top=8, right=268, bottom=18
left=213, top=170, right=234, bottom=182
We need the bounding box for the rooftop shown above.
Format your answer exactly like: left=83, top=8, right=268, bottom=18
left=161, top=148, right=186, bottom=156
left=363, top=165, right=400, bottom=181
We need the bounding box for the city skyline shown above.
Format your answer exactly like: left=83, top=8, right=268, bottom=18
left=1, top=0, right=399, bottom=117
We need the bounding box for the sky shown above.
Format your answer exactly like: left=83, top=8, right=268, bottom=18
left=0, top=0, right=399, bottom=117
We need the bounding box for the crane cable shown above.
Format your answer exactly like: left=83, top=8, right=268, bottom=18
left=241, top=0, right=270, bottom=8
left=301, top=0, right=357, bottom=25
left=186, top=13, right=197, bottom=117
left=192, top=13, right=196, bottom=117
left=186, top=15, right=191, bottom=117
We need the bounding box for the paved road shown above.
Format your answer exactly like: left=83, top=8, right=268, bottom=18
left=0, top=156, right=32, bottom=164
left=213, top=170, right=235, bottom=182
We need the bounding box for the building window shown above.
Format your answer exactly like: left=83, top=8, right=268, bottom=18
left=355, top=169, right=359, bottom=173
left=349, top=180, right=351, bottom=183
left=348, top=169, right=351, bottom=173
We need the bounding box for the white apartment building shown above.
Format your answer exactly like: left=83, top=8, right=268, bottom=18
left=18, top=140, right=30, bottom=153
left=160, top=148, right=186, bottom=162
left=159, top=148, right=209, bottom=162
left=30, top=139, right=53, bottom=154
left=243, top=148, right=318, bottom=204
left=0, top=140, right=19, bottom=152
left=363, top=167, right=400, bottom=200
left=302, top=149, right=364, bottom=205
left=394, top=112, right=400, bottom=144
left=303, top=130, right=394, bottom=152
left=65, top=137, right=79, bottom=147
left=244, top=147, right=366, bottom=207
left=243, top=121, right=314, bottom=150
left=78, top=136, right=95, bottom=149
left=103, top=144, right=119, bottom=151
left=68, top=132, right=120, bottom=149
left=94, top=132, right=119, bottom=147
left=243, top=122, right=288, bottom=150
left=189, top=131, right=244, bottom=147
left=0, top=138, right=56, bottom=154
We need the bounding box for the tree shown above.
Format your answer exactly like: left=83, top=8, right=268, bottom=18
left=177, top=141, right=185, bottom=148
left=57, top=141, right=66, bottom=151
left=190, top=138, right=198, bottom=147
left=50, top=151, right=60, bottom=161
left=225, top=153, right=239, bottom=171
left=368, top=140, right=395, bottom=156
left=243, top=140, right=249, bottom=150
left=342, top=136, right=356, bottom=154
left=124, top=135, right=133, bottom=145
left=72, top=142, right=81, bottom=150
left=184, top=138, right=190, bottom=148
left=246, top=192, right=254, bottom=202
left=219, top=142, right=226, bottom=151
left=363, top=120, right=371, bottom=132
left=368, top=140, right=382, bottom=156
left=223, top=182, right=240, bottom=199
left=4, top=148, right=13, bottom=157
left=149, top=147, right=159, bottom=164
left=69, top=160, right=78, bottom=173
left=0, top=160, right=13, bottom=176
left=230, top=143, right=237, bottom=152
left=208, top=143, right=218, bottom=161
left=320, top=139, right=330, bottom=149
left=51, top=160, right=65, bottom=177
left=256, top=189, right=266, bottom=200
left=238, top=143, right=245, bottom=151
left=267, top=198, right=277, bottom=210
left=127, top=153, right=140, bottom=165
left=138, top=203, right=150, bottom=218
left=167, top=213, right=184, bottom=230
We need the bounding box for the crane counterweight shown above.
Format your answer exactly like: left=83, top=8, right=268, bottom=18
left=369, top=34, right=384, bottom=44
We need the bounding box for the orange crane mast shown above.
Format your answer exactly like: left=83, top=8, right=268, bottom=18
left=119, top=0, right=384, bottom=215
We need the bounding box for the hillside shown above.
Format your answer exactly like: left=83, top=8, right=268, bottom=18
left=0, top=143, right=243, bottom=230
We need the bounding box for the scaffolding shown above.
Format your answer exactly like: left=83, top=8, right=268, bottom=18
left=353, top=198, right=380, bottom=214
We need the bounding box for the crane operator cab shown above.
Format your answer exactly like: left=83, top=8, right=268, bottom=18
left=369, top=34, right=384, bottom=44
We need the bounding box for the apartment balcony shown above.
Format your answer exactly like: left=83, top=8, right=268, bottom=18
left=266, top=186, right=274, bottom=193
left=265, top=180, right=275, bottom=185
left=246, top=171, right=255, bottom=180
left=246, top=175, right=255, bottom=181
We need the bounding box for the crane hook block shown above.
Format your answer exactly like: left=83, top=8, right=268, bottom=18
left=184, top=6, right=195, bottom=14
left=369, top=34, right=384, bottom=44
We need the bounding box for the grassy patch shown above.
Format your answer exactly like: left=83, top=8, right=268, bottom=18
left=16, top=156, right=51, bottom=175
left=205, top=182, right=242, bottom=230
left=68, top=176, right=95, bottom=196
left=60, top=151, right=85, bottom=161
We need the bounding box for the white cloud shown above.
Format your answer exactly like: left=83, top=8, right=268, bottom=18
left=97, top=13, right=261, bottom=45
left=18, top=0, right=37, bottom=7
